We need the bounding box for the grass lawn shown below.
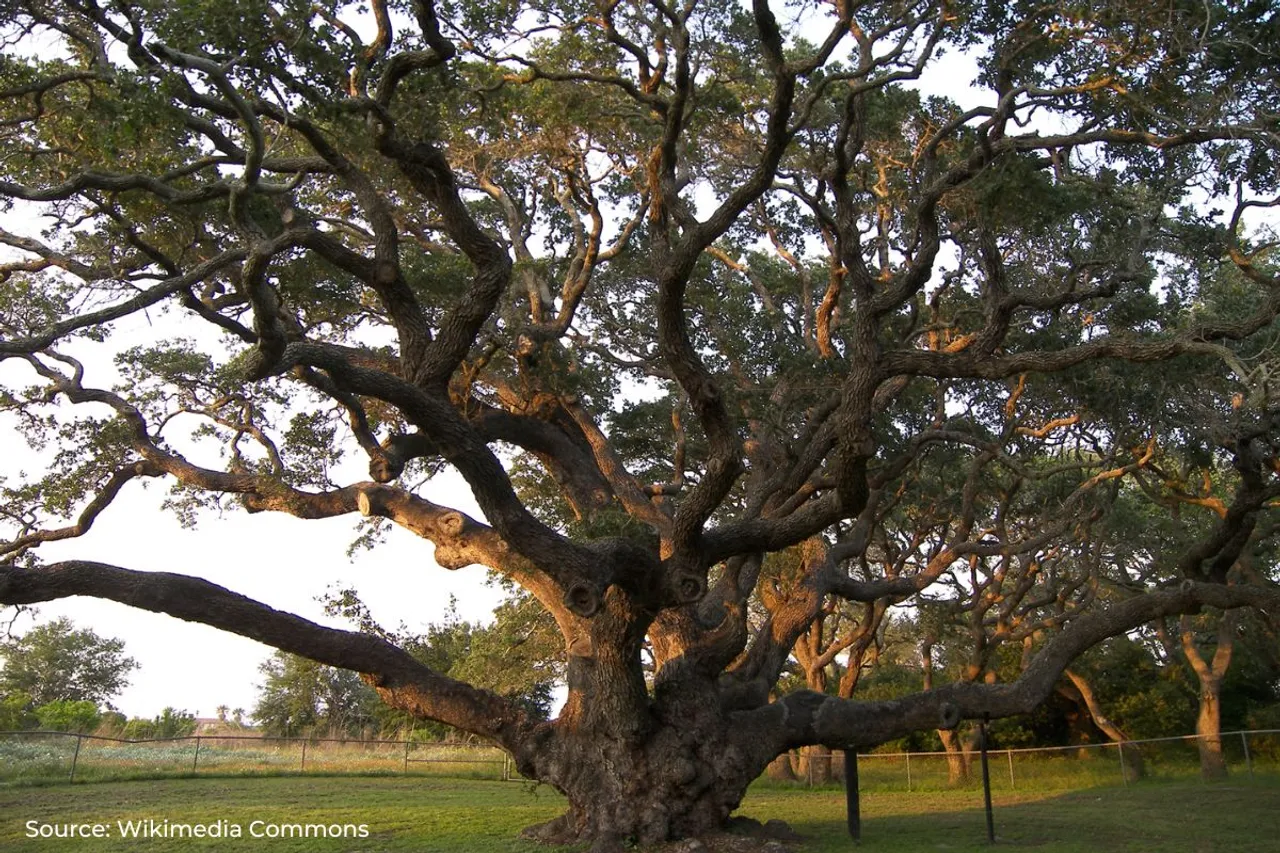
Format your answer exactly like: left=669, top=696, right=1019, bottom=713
left=1, top=775, right=1276, bottom=852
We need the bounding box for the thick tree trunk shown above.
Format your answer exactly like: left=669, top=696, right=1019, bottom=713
left=1196, top=681, right=1228, bottom=779
left=923, top=641, right=970, bottom=785
left=796, top=744, right=834, bottom=785
left=515, top=596, right=783, bottom=851
left=765, top=752, right=796, bottom=782
left=516, top=721, right=763, bottom=851
left=938, top=727, right=971, bottom=785
left=1179, top=612, right=1235, bottom=780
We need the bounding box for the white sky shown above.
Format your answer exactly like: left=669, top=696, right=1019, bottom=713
left=2, top=458, right=503, bottom=720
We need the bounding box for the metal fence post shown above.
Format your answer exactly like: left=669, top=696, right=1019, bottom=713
left=191, top=736, right=201, bottom=774
left=1118, top=743, right=1129, bottom=788
left=68, top=734, right=82, bottom=783
left=845, top=750, right=861, bottom=843
left=403, top=739, right=411, bottom=774
left=1006, top=749, right=1015, bottom=791
left=979, top=717, right=995, bottom=844
left=1241, top=731, right=1254, bottom=780
left=300, top=739, right=307, bottom=772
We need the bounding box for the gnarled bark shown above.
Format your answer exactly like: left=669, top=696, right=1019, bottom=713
left=937, top=727, right=972, bottom=785
left=1180, top=611, right=1237, bottom=779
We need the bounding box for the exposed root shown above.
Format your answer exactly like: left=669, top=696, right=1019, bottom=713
left=519, top=814, right=579, bottom=845
left=521, top=815, right=804, bottom=853
left=656, top=832, right=798, bottom=853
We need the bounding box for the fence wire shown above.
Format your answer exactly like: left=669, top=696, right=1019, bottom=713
left=0, top=732, right=514, bottom=785
left=1, top=728, right=1276, bottom=789
left=776, top=729, right=1280, bottom=791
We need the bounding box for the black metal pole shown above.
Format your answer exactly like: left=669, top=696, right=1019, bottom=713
left=980, top=715, right=995, bottom=844
left=845, top=749, right=861, bottom=843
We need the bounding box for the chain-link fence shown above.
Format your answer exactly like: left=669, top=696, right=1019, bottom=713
left=774, top=729, right=1280, bottom=791
left=0, top=732, right=515, bottom=785
left=3, top=728, right=1277, bottom=790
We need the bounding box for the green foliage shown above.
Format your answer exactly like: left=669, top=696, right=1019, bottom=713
left=441, top=595, right=560, bottom=721
left=115, top=708, right=197, bottom=740
left=1062, top=636, right=1200, bottom=740
left=0, top=690, right=37, bottom=731
left=279, top=410, right=342, bottom=487
left=33, top=700, right=101, bottom=734
left=152, top=707, right=198, bottom=739
left=97, top=711, right=127, bottom=736
left=120, top=718, right=157, bottom=740
left=0, top=618, right=137, bottom=708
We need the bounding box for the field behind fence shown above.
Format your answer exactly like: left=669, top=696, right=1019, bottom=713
left=0, top=733, right=514, bottom=785
left=1, top=728, right=1277, bottom=791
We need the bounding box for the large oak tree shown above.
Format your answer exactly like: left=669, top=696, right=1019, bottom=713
left=2, top=0, right=1279, bottom=848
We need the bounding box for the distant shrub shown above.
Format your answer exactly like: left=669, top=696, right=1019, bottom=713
left=96, top=710, right=127, bottom=737
left=0, top=692, right=38, bottom=730
left=119, top=708, right=197, bottom=740
left=35, top=700, right=101, bottom=733
left=122, top=718, right=157, bottom=739
left=153, top=707, right=197, bottom=739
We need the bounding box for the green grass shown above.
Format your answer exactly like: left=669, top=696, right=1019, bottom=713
left=749, top=781, right=1280, bottom=852
left=0, top=776, right=1277, bottom=852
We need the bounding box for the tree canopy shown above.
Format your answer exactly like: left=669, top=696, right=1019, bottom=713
left=0, top=616, right=138, bottom=708
left=1, top=0, right=1279, bottom=847
left=253, top=650, right=380, bottom=737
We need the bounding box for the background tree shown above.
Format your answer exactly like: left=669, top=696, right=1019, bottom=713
left=254, top=651, right=378, bottom=738
left=0, top=617, right=137, bottom=708
left=1150, top=600, right=1280, bottom=778
left=1066, top=636, right=1194, bottom=742
left=118, top=706, right=197, bottom=739
left=151, top=707, right=197, bottom=739
left=1, top=0, right=1279, bottom=849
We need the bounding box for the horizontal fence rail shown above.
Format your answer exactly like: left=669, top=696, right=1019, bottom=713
left=1, top=728, right=1277, bottom=789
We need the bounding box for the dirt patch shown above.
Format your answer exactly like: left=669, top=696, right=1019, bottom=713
left=655, top=817, right=804, bottom=853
